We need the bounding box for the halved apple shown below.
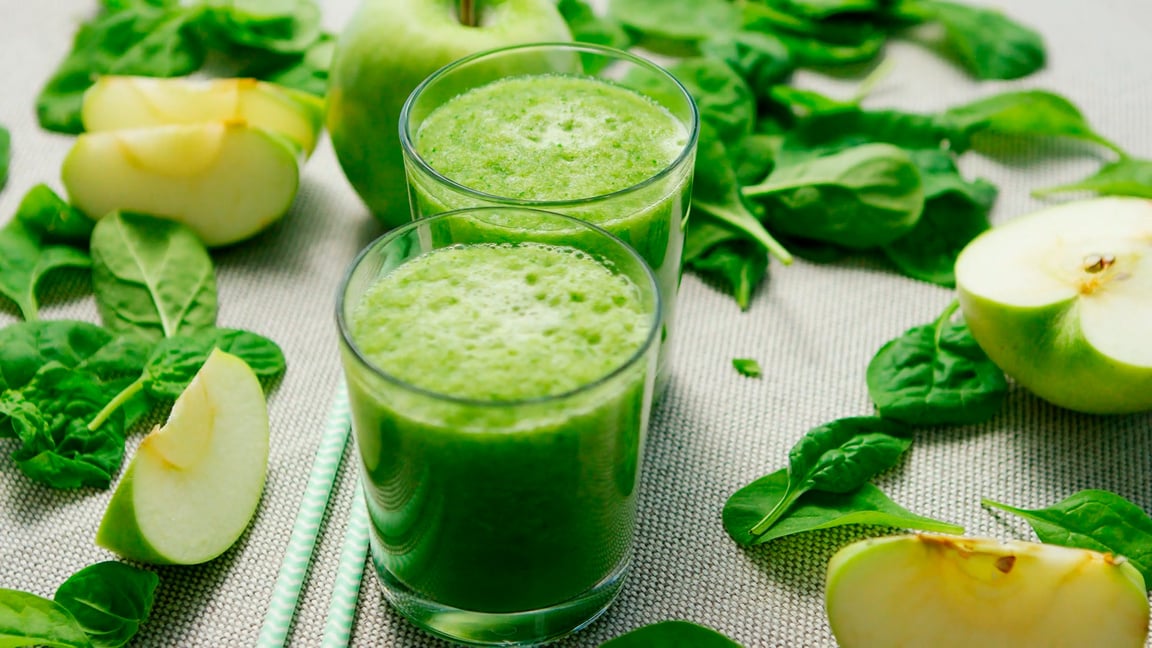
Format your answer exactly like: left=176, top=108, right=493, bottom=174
left=954, top=197, right=1152, bottom=414
left=826, top=534, right=1149, bottom=647
left=95, top=349, right=270, bottom=565
left=82, top=76, right=324, bottom=157
left=62, top=121, right=300, bottom=247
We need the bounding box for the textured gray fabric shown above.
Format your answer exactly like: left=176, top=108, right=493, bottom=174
left=1, top=1, right=1151, bottom=646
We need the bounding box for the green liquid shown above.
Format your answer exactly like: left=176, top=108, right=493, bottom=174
left=346, top=242, right=653, bottom=614
left=408, top=73, right=695, bottom=392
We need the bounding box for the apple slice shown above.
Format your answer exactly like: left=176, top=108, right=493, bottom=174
left=96, top=349, right=270, bottom=565
left=825, top=534, right=1150, bottom=647
left=82, top=76, right=324, bottom=157
left=62, top=121, right=300, bottom=247
left=954, top=197, right=1152, bottom=414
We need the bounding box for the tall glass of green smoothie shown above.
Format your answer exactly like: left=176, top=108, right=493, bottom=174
left=399, top=42, right=698, bottom=396
left=337, top=207, right=662, bottom=646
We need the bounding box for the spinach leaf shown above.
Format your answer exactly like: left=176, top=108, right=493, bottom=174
left=0, top=125, right=8, bottom=191
left=0, top=321, right=145, bottom=392
left=699, top=30, right=794, bottom=96
left=559, top=0, right=632, bottom=55
left=251, top=34, right=334, bottom=97
left=772, top=30, right=886, bottom=67
left=143, top=327, right=286, bottom=398
left=942, top=90, right=1122, bottom=155
left=198, top=0, right=322, bottom=55
left=13, top=185, right=94, bottom=245
left=778, top=108, right=960, bottom=162
left=866, top=301, right=1007, bottom=425
left=685, top=221, right=768, bottom=310
left=37, top=4, right=206, bottom=134
left=610, top=0, right=740, bottom=51
left=667, top=58, right=756, bottom=144
left=733, top=358, right=762, bottom=378
left=768, top=85, right=852, bottom=121
left=694, top=125, right=792, bottom=263
left=728, top=133, right=779, bottom=185
left=881, top=150, right=996, bottom=286
left=0, top=589, right=91, bottom=648
left=600, top=620, right=742, bottom=647
left=0, top=363, right=133, bottom=489
left=724, top=468, right=963, bottom=545
left=745, top=143, right=925, bottom=249
left=54, top=562, right=158, bottom=648
left=916, top=0, right=1045, bottom=80
left=1033, top=157, right=1152, bottom=199
left=983, top=490, right=1152, bottom=588
left=747, top=416, right=913, bottom=537
left=0, top=221, right=91, bottom=322
left=90, top=212, right=217, bottom=340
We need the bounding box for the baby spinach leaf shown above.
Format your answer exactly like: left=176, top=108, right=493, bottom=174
left=942, top=90, right=1122, bottom=155
left=0, top=363, right=132, bottom=489
left=694, top=125, right=792, bottom=264
left=745, top=143, right=925, bottom=249
left=198, top=0, right=322, bottom=55
left=778, top=108, right=960, bottom=162
left=611, top=0, right=741, bottom=50
left=0, top=321, right=142, bottom=392
left=881, top=150, right=996, bottom=286
left=1033, top=157, right=1152, bottom=199
left=0, top=221, right=91, bottom=322
left=0, top=125, right=9, bottom=191
left=12, top=185, right=94, bottom=245
left=699, top=30, right=794, bottom=95
left=666, top=58, right=756, bottom=144
left=983, top=490, right=1152, bottom=588
left=90, top=212, right=217, bottom=341
left=733, top=358, right=762, bottom=378
left=143, top=327, right=286, bottom=398
left=0, top=589, right=91, bottom=648
left=724, top=468, right=963, bottom=545
left=37, top=5, right=206, bottom=134
left=600, top=620, right=742, bottom=647
left=867, top=301, right=1007, bottom=425
left=728, top=133, right=780, bottom=185
left=559, top=0, right=632, bottom=55
left=916, top=0, right=1045, bottom=80
left=685, top=221, right=768, bottom=310
left=54, top=562, right=158, bottom=648
left=768, top=85, right=852, bottom=121
left=748, top=416, right=913, bottom=537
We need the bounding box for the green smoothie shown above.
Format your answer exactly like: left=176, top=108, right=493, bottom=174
left=344, top=241, right=655, bottom=614
left=406, top=73, right=695, bottom=392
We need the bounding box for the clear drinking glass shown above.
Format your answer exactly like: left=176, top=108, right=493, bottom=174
left=399, top=42, right=698, bottom=396
left=336, top=207, right=662, bottom=645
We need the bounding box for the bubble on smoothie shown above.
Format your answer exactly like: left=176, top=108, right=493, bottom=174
left=350, top=242, right=653, bottom=401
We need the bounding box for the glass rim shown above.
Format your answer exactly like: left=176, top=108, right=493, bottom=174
left=398, top=41, right=701, bottom=209
left=335, top=206, right=664, bottom=408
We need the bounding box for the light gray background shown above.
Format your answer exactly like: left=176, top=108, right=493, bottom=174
left=1, top=1, right=1150, bottom=646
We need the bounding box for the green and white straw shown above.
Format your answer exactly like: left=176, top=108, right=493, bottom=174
left=257, top=382, right=354, bottom=648
left=321, top=482, right=370, bottom=647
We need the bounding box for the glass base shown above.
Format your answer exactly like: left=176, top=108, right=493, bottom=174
left=373, top=559, right=629, bottom=646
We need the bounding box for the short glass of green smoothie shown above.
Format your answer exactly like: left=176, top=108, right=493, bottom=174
left=337, top=207, right=662, bottom=646
left=399, top=42, right=698, bottom=396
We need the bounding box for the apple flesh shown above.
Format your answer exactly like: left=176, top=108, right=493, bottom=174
left=62, top=121, right=300, bottom=247
left=96, top=349, right=270, bottom=565
left=954, top=197, right=1152, bottom=414
left=82, top=76, right=325, bottom=158
left=326, top=0, right=572, bottom=229
left=825, top=534, right=1150, bottom=648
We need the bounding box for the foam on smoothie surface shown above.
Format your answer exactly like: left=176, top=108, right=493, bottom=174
left=413, top=74, right=687, bottom=203
left=351, top=242, right=651, bottom=401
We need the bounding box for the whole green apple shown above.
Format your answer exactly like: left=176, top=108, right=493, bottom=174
left=954, top=197, right=1152, bottom=414
left=326, top=0, right=572, bottom=229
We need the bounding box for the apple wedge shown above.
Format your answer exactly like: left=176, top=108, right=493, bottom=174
left=82, top=76, right=324, bottom=157
left=96, top=349, right=270, bottom=565
left=954, top=197, right=1152, bottom=414
left=62, top=121, right=300, bottom=247
left=825, top=534, right=1150, bottom=648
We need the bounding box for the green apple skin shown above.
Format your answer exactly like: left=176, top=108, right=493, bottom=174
left=326, top=0, right=572, bottom=229
left=955, top=197, right=1152, bottom=414
left=82, top=76, right=325, bottom=157
left=826, top=534, right=1150, bottom=648
left=96, top=349, right=270, bottom=566
left=62, top=121, right=300, bottom=247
